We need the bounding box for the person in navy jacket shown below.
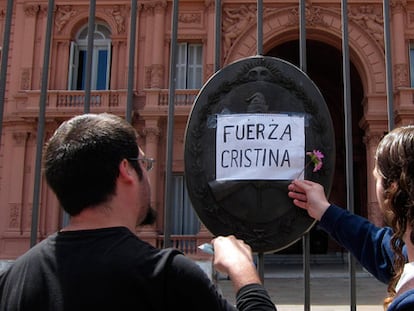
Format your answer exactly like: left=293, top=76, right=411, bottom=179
left=288, top=125, right=414, bottom=310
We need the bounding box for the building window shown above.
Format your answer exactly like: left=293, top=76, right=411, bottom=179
left=171, top=175, right=200, bottom=235
left=176, top=43, right=203, bottom=89
left=68, top=23, right=111, bottom=90
left=410, top=42, right=414, bottom=87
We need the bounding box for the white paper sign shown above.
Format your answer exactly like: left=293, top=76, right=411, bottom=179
left=216, top=114, right=305, bottom=180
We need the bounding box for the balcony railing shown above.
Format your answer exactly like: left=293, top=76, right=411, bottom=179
left=14, top=89, right=199, bottom=117
left=143, top=89, right=198, bottom=116
left=15, top=90, right=128, bottom=117
left=156, top=235, right=198, bottom=255
left=157, top=89, right=198, bottom=106
left=55, top=92, right=122, bottom=108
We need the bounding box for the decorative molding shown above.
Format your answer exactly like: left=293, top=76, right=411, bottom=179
left=110, top=40, right=126, bottom=49
left=8, top=203, right=20, bottom=228
left=394, top=63, right=409, bottom=87
left=142, top=2, right=154, bottom=14
left=179, top=12, right=202, bottom=24
left=287, top=4, right=327, bottom=27
left=12, top=132, right=28, bottom=146
left=153, top=0, right=167, bottom=14
left=39, top=4, right=48, bottom=18
left=27, top=132, right=36, bottom=145
left=205, top=0, right=215, bottom=10
left=142, top=127, right=160, bottom=137
left=23, top=4, right=39, bottom=17
left=55, top=5, right=77, bottom=33
left=174, top=132, right=184, bottom=144
left=20, top=68, right=31, bottom=91
left=57, top=40, right=70, bottom=48
left=145, top=66, right=152, bottom=89
left=150, top=64, right=164, bottom=88
left=407, top=11, right=414, bottom=26
left=349, top=5, right=384, bottom=46
left=137, top=3, right=145, bottom=13
left=222, top=5, right=256, bottom=57
left=391, top=0, right=407, bottom=13
left=105, top=5, right=126, bottom=34
left=142, top=127, right=161, bottom=144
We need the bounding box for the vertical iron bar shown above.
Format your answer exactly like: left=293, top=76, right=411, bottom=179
left=299, top=0, right=310, bottom=310
left=383, top=0, right=394, bottom=131
left=341, top=0, right=356, bottom=309
left=84, top=0, right=96, bottom=113
left=164, top=0, right=179, bottom=248
left=126, top=0, right=138, bottom=123
left=0, top=0, right=14, bottom=147
left=257, top=252, right=264, bottom=284
left=30, top=0, right=55, bottom=247
left=302, top=234, right=310, bottom=311
left=255, top=0, right=264, bottom=282
left=257, top=0, right=263, bottom=55
left=299, top=0, right=307, bottom=72
left=214, top=0, right=221, bottom=72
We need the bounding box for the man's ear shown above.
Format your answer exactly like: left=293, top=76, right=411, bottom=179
left=119, top=159, right=134, bottom=181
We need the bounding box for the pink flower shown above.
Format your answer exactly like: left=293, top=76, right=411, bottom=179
left=296, top=150, right=325, bottom=179
left=306, top=150, right=324, bottom=172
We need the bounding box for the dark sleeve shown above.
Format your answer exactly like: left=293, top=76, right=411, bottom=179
left=166, top=254, right=275, bottom=311
left=165, top=254, right=237, bottom=311
left=319, top=204, right=400, bottom=284
left=388, top=289, right=414, bottom=311
left=0, top=269, right=5, bottom=306
left=236, top=284, right=276, bottom=311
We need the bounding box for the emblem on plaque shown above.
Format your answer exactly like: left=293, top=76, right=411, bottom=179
left=184, top=56, right=335, bottom=253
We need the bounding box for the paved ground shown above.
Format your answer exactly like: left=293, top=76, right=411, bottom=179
left=1, top=256, right=387, bottom=310
left=216, top=258, right=387, bottom=311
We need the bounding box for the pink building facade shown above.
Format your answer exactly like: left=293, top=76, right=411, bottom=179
left=0, top=0, right=413, bottom=259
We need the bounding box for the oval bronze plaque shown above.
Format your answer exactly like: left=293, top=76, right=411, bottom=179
left=184, top=56, right=335, bottom=253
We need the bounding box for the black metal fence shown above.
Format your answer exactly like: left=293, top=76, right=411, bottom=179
left=0, top=1, right=394, bottom=310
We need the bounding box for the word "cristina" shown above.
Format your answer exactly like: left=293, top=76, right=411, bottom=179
left=220, top=148, right=290, bottom=168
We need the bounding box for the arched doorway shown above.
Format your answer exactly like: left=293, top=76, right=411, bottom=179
left=266, top=40, right=367, bottom=253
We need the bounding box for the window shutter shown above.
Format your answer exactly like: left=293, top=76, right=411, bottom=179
left=176, top=43, right=188, bottom=89
left=187, top=44, right=202, bottom=89
left=68, top=41, right=79, bottom=90
left=106, top=41, right=111, bottom=89
left=410, top=42, right=414, bottom=87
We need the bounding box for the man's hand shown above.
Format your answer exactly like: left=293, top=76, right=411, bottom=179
left=212, top=235, right=260, bottom=292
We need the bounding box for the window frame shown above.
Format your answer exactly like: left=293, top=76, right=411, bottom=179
left=68, top=23, right=112, bottom=90
left=409, top=41, right=414, bottom=88
left=171, top=174, right=200, bottom=235
left=176, top=42, right=203, bottom=90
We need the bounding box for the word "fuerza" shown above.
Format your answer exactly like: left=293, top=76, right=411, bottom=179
left=222, top=123, right=292, bottom=143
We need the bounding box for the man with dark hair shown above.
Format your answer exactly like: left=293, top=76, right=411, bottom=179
left=0, top=113, right=275, bottom=311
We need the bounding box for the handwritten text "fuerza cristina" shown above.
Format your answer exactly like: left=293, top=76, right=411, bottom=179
left=220, top=123, right=293, bottom=168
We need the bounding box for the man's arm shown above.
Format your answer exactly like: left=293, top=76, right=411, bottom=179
left=166, top=249, right=275, bottom=311
left=212, top=235, right=276, bottom=310
left=212, top=236, right=261, bottom=292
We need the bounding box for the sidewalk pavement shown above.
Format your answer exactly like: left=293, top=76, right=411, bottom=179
left=217, top=260, right=387, bottom=311
left=1, top=256, right=387, bottom=310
